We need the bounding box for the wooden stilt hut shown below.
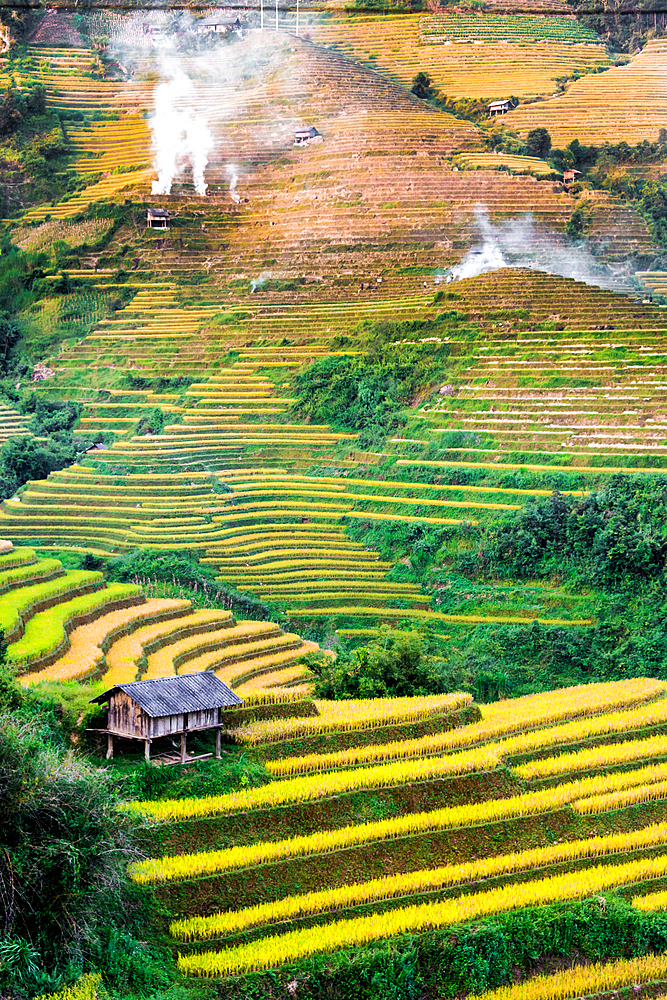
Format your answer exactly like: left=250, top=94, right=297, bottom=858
left=91, top=671, right=242, bottom=764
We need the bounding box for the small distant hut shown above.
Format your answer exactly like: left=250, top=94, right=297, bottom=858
left=195, top=10, right=241, bottom=33
left=147, top=207, right=170, bottom=230
left=488, top=99, right=511, bottom=118
left=563, top=168, right=582, bottom=183
left=294, top=125, right=322, bottom=146
left=91, top=671, right=243, bottom=764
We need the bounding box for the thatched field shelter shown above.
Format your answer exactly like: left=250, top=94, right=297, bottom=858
left=195, top=10, right=241, bottom=33
left=488, top=100, right=511, bottom=117
left=91, top=672, right=242, bottom=763
left=147, top=207, right=170, bottom=229
left=294, top=125, right=322, bottom=145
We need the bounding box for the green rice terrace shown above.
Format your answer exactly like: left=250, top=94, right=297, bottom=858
left=4, top=4, right=667, bottom=1000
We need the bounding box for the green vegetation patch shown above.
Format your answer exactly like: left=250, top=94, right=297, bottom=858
left=421, top=13, right=602, bottom=43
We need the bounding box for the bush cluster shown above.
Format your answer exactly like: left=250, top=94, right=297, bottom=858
left=0, top=660, right=171, bottom=999
left=0, top=84, right=48, bottom=138
left=460, top=475, right=667, bottom=589
left=0, top=393, right=96, bottom=498
left=309, top=629, right=446, bottom=699
left=218, top=895, right=667, bottom=1000
left=291, top=315, right=453, bottom=446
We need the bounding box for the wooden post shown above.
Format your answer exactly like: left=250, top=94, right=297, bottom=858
left=106, top=733, right=114, bottom=760
left=215, top=727, right=221, bottom=759
left=145, top=739, right=151, bottom=764
left=181, top=732, right=187, bottom=764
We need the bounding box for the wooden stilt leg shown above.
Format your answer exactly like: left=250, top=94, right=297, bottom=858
left=145, top=740, right=151, bottom=764
left=181, top=732, right=187, bottom=764
left=106, top=733, right=114, bottom=760
left=215, top=728, right=221, bottom=759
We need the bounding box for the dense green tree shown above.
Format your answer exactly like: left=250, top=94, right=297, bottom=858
left=1, top=437, right=52, bottom=485
left=0, top=86, right=23, bottom=137
left=411, top=71, right=436, bottom=100
left=460, top=476, right=667, bottom=589
left=0, top=708, right=156, bottom=996
left=525, top=127, right=552, bottom=158
left=311, top=629, right=444, bottom=698
left=291, top=333, right=449, bottom=446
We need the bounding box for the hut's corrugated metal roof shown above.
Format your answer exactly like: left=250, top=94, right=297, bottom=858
left=197, top=9, right=238, bottom=25
left=91, top=671, right=242, bottom=716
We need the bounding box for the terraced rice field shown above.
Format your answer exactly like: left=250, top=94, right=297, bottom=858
left=456, top=153, right=557, bottom=175
left=116, top=677, right=667, bottom=977
left=12, top=219, right=113, bottom=252
left=419, top=13, right=600, bottom=42
left=8, top=9, right=667, bottom=989
left=46, top=266, right=667, bottom=472
left=399, top=268, right=667, bottom=465
left=0, top=404, right=30, bottom=443
left=22, top=169, right=154, bottom=223
left=506, top=38, right=667, bottom=144
left=0, top=538, right=313, bottom=700
left=5, top=264, right=667, bottom=633
left=16, top=31, right=642, bottom=289
left=16, top=46, right=152, bottom=175
left=20, top=45, right=151, bottom=114
left=310, top=14, right=609, bottom=100
left=0, top=460, right=597, bottom=632
left=637, top=271, right=667, bottom=296
left=66, top=165, right=647, bottom=287
left=68, top=118, right=151, bottom=176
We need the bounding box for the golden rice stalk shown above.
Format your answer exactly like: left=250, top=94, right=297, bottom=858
left=126, top=743, right=499, bottom=827
left=573, top=777, right=667, bottom=814
left=268, top=696, right=667, bottom=777
left=234, top=692, right=472, bottom=745
left=516, top=732, right=667, bottom=781
left=241, top=679, right=663, bottom=748
left=38, top=973, right=105, bottom=1000
left=468, top=953, right=667, bottom=1000
left=176, top=855, right=667, bottom=976
left=633, top=889, right=667, bottom=911
left=170, top=820, right=667, bottom=941
left=128, top=761, right=667, bottom=882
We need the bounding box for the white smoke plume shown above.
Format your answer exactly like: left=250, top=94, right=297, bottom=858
left=251, top=270, right=271, bottom=293
left=443, top=204, right=628, bottom=292
left=103, top=17, right=307, bottom=200
left=150, top=50, right=213, bottom=196
left=227, top=164, right=240, bottom=203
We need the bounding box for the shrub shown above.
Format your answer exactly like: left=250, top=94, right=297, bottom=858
left=311, top=629, right=448, bottom=698
left=0, top=710, right=156, bottom=995
left=290, top=332, right=450, bottom=445
left=411, top=72, right=437, bottom=100
left=525, top=127, right=552, bottom=158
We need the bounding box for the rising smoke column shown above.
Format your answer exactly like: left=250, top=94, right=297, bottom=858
left=144, top=29, right=297, bottom=199
left=448, top=206, right=507, bottom=281
left=251, top=270, right=271, bottom=292
left=150, top=55, right=212, bottom=196
left=444, top=204, right=627, bottom=291
left=227, top=164, right=241, bottom=203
